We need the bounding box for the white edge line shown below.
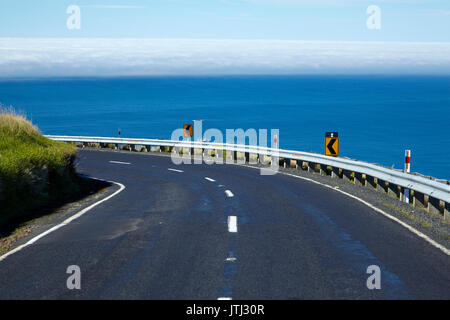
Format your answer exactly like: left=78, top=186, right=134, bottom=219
left=228, top=216, right=238, bottom=233
left=109, top=160, right=131, bottom=165
left=235, top=164, right=450, bottom=256
left=0, top=178, right=126, bottom=262
left=225, top=190, right=234, bottom=197
left=168, top=168, right=184, bottom=173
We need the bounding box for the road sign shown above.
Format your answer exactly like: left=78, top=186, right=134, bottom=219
left=183, top=124, right=193, bottom=138
left=325, top=132, right=339, bottom=157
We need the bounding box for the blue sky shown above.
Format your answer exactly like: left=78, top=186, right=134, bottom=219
left=1, top=0, right=450, bottom=76
left=1, top=0, right=450, bottom=41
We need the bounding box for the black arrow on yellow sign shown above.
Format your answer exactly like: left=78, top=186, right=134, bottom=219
left=327, top=138, right=337, bottom=155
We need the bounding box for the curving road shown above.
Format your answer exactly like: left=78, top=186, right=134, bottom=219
left=0, top=149, right=449, bottom=299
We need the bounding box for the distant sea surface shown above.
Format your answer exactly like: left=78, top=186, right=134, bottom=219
left=0, top=75, right=449, bottom=180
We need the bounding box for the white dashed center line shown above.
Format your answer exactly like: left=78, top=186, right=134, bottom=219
left=225, top=190, right=234, bottom=197
left=109, top=161, right=131, bottom=165
left=168, top=168, right=184, bottom=173
left=228, top=216, right=238, bottom=233
left=217, top=297, right=232, bottom=300
left=205, top=177, right=216, bottom=182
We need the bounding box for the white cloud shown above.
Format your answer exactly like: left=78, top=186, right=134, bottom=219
left=0, top=38, right=450, bottom=77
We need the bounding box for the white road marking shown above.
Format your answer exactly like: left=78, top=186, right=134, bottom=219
left=109, top=161, right=131, bottom=165
left=225, top=190, right=234, bottom=197
left=235, top=163, right=450, bottom=256
left=0, top=178, right=126, bottom=262
left=217, top=297, right=232, bottom=300
left=226, top=257, right=237, bottom=262
left=205, top=177, right=216, bottom=182
left=168, top=168, right=184, bottom=173
left=228, top=216, right=238, bottom=233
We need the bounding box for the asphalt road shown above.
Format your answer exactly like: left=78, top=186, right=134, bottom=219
left=0, top=149, right=449, bottom=299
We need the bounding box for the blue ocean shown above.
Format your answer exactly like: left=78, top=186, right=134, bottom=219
left=0, top=76, right=449, bottom=180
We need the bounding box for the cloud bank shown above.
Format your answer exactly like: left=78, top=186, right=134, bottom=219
left=1, top=38, right=450, bottom=77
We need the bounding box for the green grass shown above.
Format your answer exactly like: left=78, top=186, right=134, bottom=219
left=0, top=107, right=77, bottom=224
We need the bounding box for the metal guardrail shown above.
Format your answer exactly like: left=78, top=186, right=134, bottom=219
left=46, top=135, right=450, bottom=218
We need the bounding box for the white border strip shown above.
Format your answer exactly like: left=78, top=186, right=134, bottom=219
left=237, top=164, right=450, bottom=256
left=228, top=216, right=238, bottom=233
left=225, top=190, right=234, bottom=198
left=109, top=161, right=131, bottom=165
left=0, top=179, right=126, bottom=262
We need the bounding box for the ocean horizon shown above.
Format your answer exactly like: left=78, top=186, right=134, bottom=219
left=0, top=75, right=449, bottom=180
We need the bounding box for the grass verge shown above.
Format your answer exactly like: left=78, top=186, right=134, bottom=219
left=0, top=107, right=109, bottom=240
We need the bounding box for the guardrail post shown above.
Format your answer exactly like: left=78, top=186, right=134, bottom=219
left=203, top=148, right=214, bottom=164
left=429, top=197, right=441, bottom=215
left=258, top=154, right=263, bottom=164
left=445, top=202, right=450, bottom=221
left=300, top=161, right=307, bottom=171
left=248, top=153, right=257, bottom=164
left=235, top=151, right=244, bottom=164
left=366, top=175, right=377, bottom=189
left=289, top=159, right=298, bottom=169
left=342, top=170, right=354, bottom=183
left=387, top=183, right=400, bottom=199
left=330, top=166, right=340, bottom=178
left=413, top=192, right=429, bottom=212
left=193, top=148, right=201, bottom=157
left=216, top=149, right=224, bottom=164
left=225, top=149, right=233, bottom=164
left=354, top=172, right=367, bottom=186
left=313, top=163, right=321, bottom=174
left=376, top=179, right=388, bottom=193
left=409, top=189, right=416, bottom=206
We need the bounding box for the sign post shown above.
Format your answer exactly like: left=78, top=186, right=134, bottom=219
left=325, top=132, right=339, bottom=157
left=404, top=150, right=411, bottom=203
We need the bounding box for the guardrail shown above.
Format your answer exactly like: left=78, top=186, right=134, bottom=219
left=46, top=135, right=450, bottom=220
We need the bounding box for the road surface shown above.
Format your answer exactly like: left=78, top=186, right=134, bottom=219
left=0, top=149, right=448, bottom=299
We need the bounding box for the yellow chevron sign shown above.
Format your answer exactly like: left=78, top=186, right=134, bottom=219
left=325, top=132, right=339, bottom=157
